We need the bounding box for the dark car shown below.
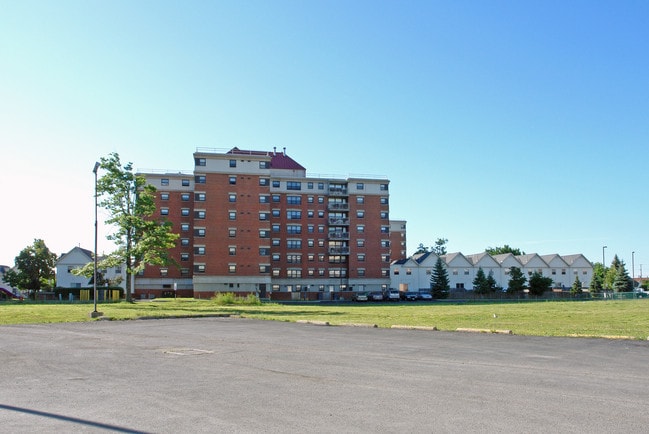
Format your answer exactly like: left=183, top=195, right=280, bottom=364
left=353, top=292, right=369, bottom=302
left=368, top=291, right=384, bottom=301
left=418, top=291, right=433, bottom=301
left=403, top=291, right=419, bottom=301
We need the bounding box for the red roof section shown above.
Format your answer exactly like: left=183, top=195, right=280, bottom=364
left=227, top=147, right=305, bottom=171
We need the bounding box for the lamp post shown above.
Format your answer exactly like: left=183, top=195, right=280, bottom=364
left=91, top=162, right=103, bottom=318
left=602, top=246, right=607, bottom=266
left=632, top=251, right=635, bottom=280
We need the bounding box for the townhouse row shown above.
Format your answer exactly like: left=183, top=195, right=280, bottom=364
left=391, top=251, right=594, bottom=292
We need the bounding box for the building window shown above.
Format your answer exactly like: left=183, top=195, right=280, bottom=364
left=287, top=181, right=302, bottom=190
left=464, top=269, right=470, bottom=275
left=161, top=178, right=169, bottom=186
left=272, top=238, right=280, bottom=246
left=195, top=210, right=206, bottom=219
left=307, top=225, right=314, bottom=233
left=229, top=159, right=236, bottom=167
left=380, top=197, right=388, bottom=205
left=287, top=254, right=302, bottom=263
left=307, top=210, right=314, bottom=218
left=308, top=253, right=315, bottom=261
left=287, top=195, right=301, bottom=205
left=358, top=268, right=365, bottom=277
left=381, top=226, right=389, bottom=234
left=259, top=247, right=269, bottom=256
left=272, top=224, right=280, bottom=233
left=318, top=211, right=325, bottom=218
left=180, top=238, right=190, bottom=246
left=195, top=193, right=206, bottom=201
left=272, top=269, right=280, bottom=277
left=380, top=184, right=388, bottom=191
left=194, top=264, right=206, bottom=273
left=259, top=212, right=269, bottom=220
left=357, top=225, right=365, bottom=233
left=259, top=230, right=270, bottom=238
left=259, top=161, right=270, bottom=169
left=229, top=212, right=236, bottom=220
left=307, top=239, right=314, bottom=247
left=287, top=240, right=302, bottom=249
left=259, top=265, right=270, bottom=273
left=287, top=210, right=301, bottom=220
left=356, top=211, right=364, bottom=218
left=356, top=196, right=364, bottom=204
left=381, top=240, right=390, bottom=248
left=272, top=253, right=280, bottom=261
left=318, top=182, right=324, bottom=190
left=382, top=254, right=390, bottom=262
left=272, top=194, right=280, bottom=203
left=260, top=195, right=269, bottom=203
left=357, top=239, right=365, bottom=247
left=195, top=158, right=206, bottom=166
left=272, top=180, right=280, bottom=188
left=357, top=254, right=365, bottom=262
left=181, top=223, right=190, bottom=232
left=287, top=269, right=302, bottom=278
left=318, top=225, right=325, bottom=233
left=195, top=175, right=206, bottom=184
left=181, top=193, right=191, bottom=201
left=229, top=246, right=236, bottom=256
left=194, top=246, right=205, bottom=255
left=380, top=212, right=388, bottom=219
left=229, top=264, right=236, bottom=273
left=287, top=224, right=301, bottom=234
left=318, top=196, right=324, bottom=204
left=160, top=193, right=169, bottom=200
left=259, top=178, right=269, bottom=186
left=180, top=253, right=189, bottom=261
left=194, top=228, right=206, bottom=237
left=307, top=196, right=314, bottom=204
left=161, top=208, right=169, bottom=215
left=229, top=194, right=237, bottom=202
left=229, top=229, right=237, bottom=237
left=229, top=176, right=236, bottom=185
left=181, top=208, right=190, bottom=216
left=356, top=182, right=364, bottom=190
left=180, top=268, right=190, bottom=276
left=182, top=179, right=190, bottom=187
left=272, top=209, right=280, bottom=217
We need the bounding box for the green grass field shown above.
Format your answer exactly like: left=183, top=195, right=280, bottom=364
left=1, top=298, right=648, bottom=339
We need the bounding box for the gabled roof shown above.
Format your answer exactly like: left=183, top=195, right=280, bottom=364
left=540, top=254, right=569, bottom=267
left=492, top=253, right=523, bottom=268
left=466, top=252, right=500, bottom=267
left=57, top=246, right=93, bottom=264
left=516, top=253, right=548, bottom=268
left=442, top=252, right=472, bottom=267
left=562, top=254, right=592, bottom=267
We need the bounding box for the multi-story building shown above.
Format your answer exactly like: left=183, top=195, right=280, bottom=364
left=139, top=147, right=395, bottom=300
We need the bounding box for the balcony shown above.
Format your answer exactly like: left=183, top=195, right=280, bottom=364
left=328, top=218, right=350, bottom=226
left=327, top=203, right=349, bottom=211
left=328, top=232, right=350, bottom=240
left=328, top=187, right=348, bottom=196
left=328, top=247, right=350, bottom=255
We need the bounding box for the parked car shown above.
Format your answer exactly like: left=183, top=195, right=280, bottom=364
left=369, top=291, right=384, bottom=301
left=403, top=291, right=419, bottom=301
left=386, top=290, right=400, bottom=302
left=353, top=292, right=369, bottom=302
left=418, top=291, right=433, bottom=301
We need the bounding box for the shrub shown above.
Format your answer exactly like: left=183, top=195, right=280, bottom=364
left=212, top=292, right=262, bottom=306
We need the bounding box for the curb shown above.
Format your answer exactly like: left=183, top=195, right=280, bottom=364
left=391, top=325, right=438, bottom=331
left=456, top=328, right=513, bottom=335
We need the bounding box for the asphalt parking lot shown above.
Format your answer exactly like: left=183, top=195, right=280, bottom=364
left=1, top=317, right=648, bottom=433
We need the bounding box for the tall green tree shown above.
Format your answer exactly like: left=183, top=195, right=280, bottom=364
left=570, top=276, right=583, bottom=296
left=589, top=263, right=605, bottom=294
left=613, top=263, right=632, bottom=292
left=3, top=239, right=57, bottom=298
left=485, top=245, right=525, bottom=256
left=414, top=243, right=429, bottom=254
left=472, top=267, right=490, bottom=294
left=528, top=271, right=553, bottom=297
left=430, top=257, right=450, bottom=299
left=432, top=238, right=448, bottom=256
left=507, top=266, right=527, bottom=294
left=91, top=152, right=178, bottom=301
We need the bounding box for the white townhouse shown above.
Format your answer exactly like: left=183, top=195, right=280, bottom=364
left=390, top=251, right=593, bottom=293
left=56, top=247, right=126, bottom=289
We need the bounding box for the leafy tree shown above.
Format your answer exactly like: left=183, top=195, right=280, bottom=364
left=430, top=257, right=450, bottom=299
left=3, top=239, right=57, bottom=298
left=507, top=266, right=527, bottom=294
left=414, top=243, right=430, bottom=254
left=84, top=153, right=178, bottom=301
left=604, top=255, right=622, bottom=290
left=528, top=271, right=552, bottom=297
left=589, top=263, right=605, bottom=294
left=485, top=245, right=525, bottom=256
left=570, top=276, right=583, bottom=296
left=432, top=238, right=448, bottom=256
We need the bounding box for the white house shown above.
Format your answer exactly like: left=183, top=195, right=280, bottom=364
left=56, top=247, right=126, bottom=289
left=390, top=251, right=593, bottom=292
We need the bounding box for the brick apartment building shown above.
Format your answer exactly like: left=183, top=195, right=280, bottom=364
left=137, top=147, right=405, bottom=300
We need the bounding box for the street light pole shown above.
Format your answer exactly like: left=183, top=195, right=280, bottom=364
left=91, top=162, right=103, bottom=318
left=632, top=251, right=635, bottom=280
left=602, top=246, right=607, bottom=266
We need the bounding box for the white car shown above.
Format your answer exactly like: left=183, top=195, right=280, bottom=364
left=418, top=292, right=433, bottom=300
left=386, top=290, right=400, bottom=302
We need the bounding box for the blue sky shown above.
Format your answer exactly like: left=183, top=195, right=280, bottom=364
left=1, top=0, right=647, bottom=276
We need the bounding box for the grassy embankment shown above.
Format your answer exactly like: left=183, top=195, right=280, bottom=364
left=1, top=298, right=649, bottom=339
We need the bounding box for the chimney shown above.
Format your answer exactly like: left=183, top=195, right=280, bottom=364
left=283, top=147, right=286, bottom=156
left=273, top=146, right=276, bottom=156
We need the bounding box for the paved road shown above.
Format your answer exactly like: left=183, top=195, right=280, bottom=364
left=1, top=318, right=648, bottom=433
